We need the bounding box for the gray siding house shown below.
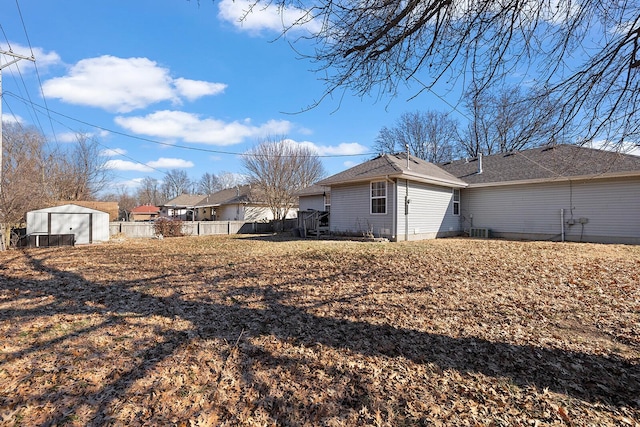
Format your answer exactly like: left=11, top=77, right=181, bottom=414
left=440, top=145, right=640, bottom=244
left=303, top=145, right=640, bottom=244
left=315, top=153, right=467, bottom=241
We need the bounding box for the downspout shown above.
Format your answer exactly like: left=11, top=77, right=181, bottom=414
left=405, top=179, right=410, bottom=241
left=560, top=208, right=565, bottom=242
left=385, top=176, right=396, bottom=241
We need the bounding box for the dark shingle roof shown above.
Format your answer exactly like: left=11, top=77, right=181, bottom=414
left=440, top=144, right=640, bottom=186
left=318, top=153, right=467, bottom=187
left=295, top=184, right=330, bottom=197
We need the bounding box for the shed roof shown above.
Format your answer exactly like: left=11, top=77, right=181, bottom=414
left=440, top=144, right=640, bottom=186
left=318, top=153, right=467, bottom=188
left=30, top=203, right=109, bottom=215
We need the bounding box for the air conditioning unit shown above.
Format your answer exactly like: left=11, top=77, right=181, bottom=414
left=470, top=227, right=490, bottom=238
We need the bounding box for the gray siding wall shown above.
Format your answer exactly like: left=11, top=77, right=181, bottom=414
left=396, top=179, right=461, bottom=241
left=461, top=176, right=640, bottom=244
left=299, top=195, right=325, bottom=212
left=330, top=182, right=396, bottom=238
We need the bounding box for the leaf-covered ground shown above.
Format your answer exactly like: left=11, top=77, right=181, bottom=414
left=1, top=235, right=639, bottom=426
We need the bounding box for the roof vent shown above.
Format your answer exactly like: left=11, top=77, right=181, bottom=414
left=541, top=146, right=556, bottom=152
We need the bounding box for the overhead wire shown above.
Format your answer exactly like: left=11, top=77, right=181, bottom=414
left=14, top=0, right=58, bottom=143
left=4, top=90, right=377, bottom=158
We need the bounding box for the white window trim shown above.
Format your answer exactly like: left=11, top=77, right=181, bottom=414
left=452, top=188, right=460, bottom=216
left=370, top=181, right=387, bottom=215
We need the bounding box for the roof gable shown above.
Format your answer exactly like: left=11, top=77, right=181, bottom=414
left=440, top=144, right=640, bottom=186
left=318, top=153, right=467, bottom=187
left=30, top=203, right=108, bottom=215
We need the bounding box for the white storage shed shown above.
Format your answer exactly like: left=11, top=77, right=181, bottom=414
left=26, top=204, right=110, bottom=245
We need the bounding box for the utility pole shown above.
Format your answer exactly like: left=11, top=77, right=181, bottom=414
left=0, top=50, right=36, bottom=250
left=1, top=49, right=35, bottom=187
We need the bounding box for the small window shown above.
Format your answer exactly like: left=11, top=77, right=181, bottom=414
left=371, top=181, right=387, bottom=214
left=323, top=192, right=331, bottom=212
left=452, top=188, right=460, bottom=216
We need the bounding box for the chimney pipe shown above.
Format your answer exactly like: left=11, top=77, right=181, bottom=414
left=478, top=153, right=483, bottom=174
left=406, top=144, right=410, bottom=170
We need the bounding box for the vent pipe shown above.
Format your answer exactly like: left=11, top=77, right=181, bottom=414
left=406, top=144, right=410, bottom=170
left=478, top=153, right=483, bottom=174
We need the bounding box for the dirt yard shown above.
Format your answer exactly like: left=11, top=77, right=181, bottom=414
left=0, top=235, right=639, bottom=426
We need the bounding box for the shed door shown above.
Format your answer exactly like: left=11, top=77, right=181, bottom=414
left=51, top=213, right=92, bottom=244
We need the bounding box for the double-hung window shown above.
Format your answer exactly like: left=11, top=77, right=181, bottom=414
left=323, top=192, right=331, bottom=212
left=371, top=181, right=387, bottom=214
left=452, top=188, right=460, bottom=216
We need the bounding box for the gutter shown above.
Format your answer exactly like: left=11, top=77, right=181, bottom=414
left=465, top=170, right=640, bottom=188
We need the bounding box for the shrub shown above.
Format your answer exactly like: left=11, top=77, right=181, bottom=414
left=153, top=217, right=184, bottom=237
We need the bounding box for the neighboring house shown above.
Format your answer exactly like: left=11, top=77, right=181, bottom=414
left=130, top=205, right=160, bottom=222
left=199, top=185, right=295, bottom=222
left=301, top=145, right=640, bottom=244
left=314, top=153, right=467, bottom=241
left=160, top=186, right=296, bottom=222
left=160, top=194, right=207, bottom=221
left=26, top=204, right=110, bottom=245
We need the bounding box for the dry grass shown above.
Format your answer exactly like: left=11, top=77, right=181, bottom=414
left=0, top=235, right=639, bottom=426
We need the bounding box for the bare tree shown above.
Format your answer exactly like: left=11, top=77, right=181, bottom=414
left=458, top=85, right=560, bottom=157
left=216, top=171, right=247, bottom=190
left=242, top=137, right=325, bottom=220
left=50, top=134, right=110, bottom=201
left=197, top=172, right=220, bottom=195
left=374, top=110, right=458, bottom=162
left=101, top=187, right=137, bottom=221
left=136, top=177, right=164, bottom=206
left=160, top=169, right=193, bottom=200
left=0, top=123, right=49, bottom=227
left=270, top=0, right=639, bottom=146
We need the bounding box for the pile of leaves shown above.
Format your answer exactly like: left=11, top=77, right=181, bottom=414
left=1, top=235, right=638, bottom=426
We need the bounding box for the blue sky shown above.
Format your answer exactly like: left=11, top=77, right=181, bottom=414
left=0, top=0, right=460, bottom=193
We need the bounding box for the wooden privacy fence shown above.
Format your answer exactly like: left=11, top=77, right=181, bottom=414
left=109, top=221, right=275, bottom=238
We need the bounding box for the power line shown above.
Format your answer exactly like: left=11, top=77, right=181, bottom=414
left=4, top=91, right=377, bottom=158
left=14, top=0, right=58, bottom=143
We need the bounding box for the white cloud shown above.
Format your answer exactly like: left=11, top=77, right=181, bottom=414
left=115, top=110, right=292, bottom=145
left=104, top=157, right=194, bottom=171
left=106, top=177, right=146, bottom=191
left=42, top=56, right=226, bottom=113
left=343, top=160, right=357, bottom=168
left=590, top=140, right=640, bottom=157
left=174, top=78, right=227, bottom=101
left=218, top=0, right=321, bottom=34
left=1, top=113, right=24, bottom=124
left=289, top=139, right=369, bottom=156
left=57, top=130, right=111, bottom=143
left=147, top=157, right=195, bottom=168
left=104, top=159, right=153, bottom=172
left=100, top=148, right=127, bottom=157
left=314, top=142, right=369, bottom=156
